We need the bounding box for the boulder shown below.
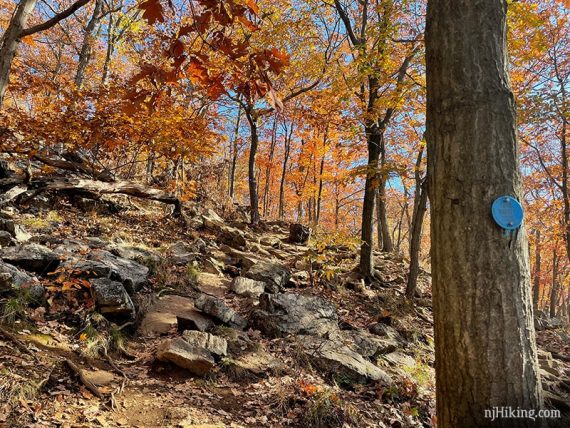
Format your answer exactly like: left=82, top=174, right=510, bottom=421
left=64, top=249, right=149, bottom=293
left=231, top=277, right=265, bottom=298
left=0, top=260, right=34, bottom=289
left=289, top=223, right=311, bottom=244
left=138, top=295, right=214, bottom=337
left=300, top=335, right=392, bottom=385
left=109, top=243, right=162, bottom=265
left=252, top=293, right=338, bottom=337
left=194, top=294, right=247, bottom=329
left=245, top=262, right=290, bottom=293
left=156, top=337, right=215, bottom=376
left=167, top=241, right=199, bottom=265
left=0, top=218, right=31, bottom=242
left=330, top=329, right=399, bottom=359
left=91, top=278, right=135, bottom=318
left=202, top=211, right=246, bottom=249
left=223, top=349, right=282, bottom=380
left=182, top=331, right=227, bottom=357
left=0, top=231, right=14, bottom=247
left=195, top=273, right=231, bottom=297
left=1, top=244, right=60, bottom=274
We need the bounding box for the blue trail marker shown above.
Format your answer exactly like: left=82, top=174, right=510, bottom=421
left=491, top=196, right=524, bottom=230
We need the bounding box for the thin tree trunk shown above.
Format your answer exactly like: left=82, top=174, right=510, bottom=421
left=426, top=0, right=543, bottom=425
left=229, top=106, right=242, bottom=199
left=377, top=137, right=393, bottom=252
left=74, top=0, right=103, bottom=88
left=533, top=230, right=541, bottom=313
left=549, top=250, right=559, bottom=318
left=245, top=109, right=260, bottom=224
left=279, top=125, right=292, bottom=220
left=405, top=179, right=427, bottom=299
left=262, top=116, right=277, bottom=217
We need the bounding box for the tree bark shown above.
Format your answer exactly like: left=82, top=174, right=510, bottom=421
left=533, top=230, right=541, bottom=313
left=0, top=0, right=38, bottom=106
left=426, top=0, right=543, bottom=426
left=549, top=250, right=559, bottom=318
left=229, top=106, right=242, bottom=199
left=405, top=179, right=427, bottom=299
left=278, top=124, right=293, bottom=220
left=75, top=0, right=103, bottom=88
left=245, top=109, right=260, bottom=224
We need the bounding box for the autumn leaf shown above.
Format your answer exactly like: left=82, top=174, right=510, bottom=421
left=140, top=0, right=165, bottom=25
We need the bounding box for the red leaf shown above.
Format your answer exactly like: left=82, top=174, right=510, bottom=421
left=140, top=0, right=165, bottom=25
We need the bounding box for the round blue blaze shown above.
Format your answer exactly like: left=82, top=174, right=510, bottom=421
left=491, top=196, right=524, bottom=230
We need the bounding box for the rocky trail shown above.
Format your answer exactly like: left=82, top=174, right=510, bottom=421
left=0, top=199, right=568, bottom=427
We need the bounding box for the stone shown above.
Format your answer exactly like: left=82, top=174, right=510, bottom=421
left=289, top=223, right=311, bottom=244
left=330, top=329, right=399, bottom=359
left=0, top=260, right=34, bottom=289
left=202, top=257, right=224, bottom=275
left=202, top=211, right=246, bottom=249
left=91, top=278, right=135, bottom=318
left=182, top=331, right=227, bottom=357
left=300, top=335, right=392, bottom=385
left=231, top=277, right=265, bottom=298
left=252, top=293, right=338, bottom=337
left=368, top=323, right=403, bottom=342
left=194, top=294, right=247, bottom=330
left=0, top=218, right=31, bottom=242
left=219, top=245, right=260, bottom=269
left=224, top=349, right=282, bottom=380
left=64, top=249, right=149, bottom=293
left=0, top=231, right=14, bottom=247
left=195, top=273, right=231, bottom=298
left=1, top=244, right=60, bottom=274
left=109, top=243, right=162, bottom=265
left=139, top=295, right=214, bottom=337
left=244, top=262, right=291, bottom=293
left=157, top=337, right=215, bottom=376
left=82, top=369, right=115, bottom=387
left=167, top=241, right=199, bottom=265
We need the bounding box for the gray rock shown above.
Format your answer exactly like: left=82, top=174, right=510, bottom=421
left=138, top=295, right=214, bottom=337
left=1, top=244, right=60, bottom=274
left=182, top=330, right=227, bottom=357
left=64, top=249, right=149, bottom=293
left=252, top=293, right=338, bottom=337
left=0, top=260, right=35, bottom=290
left=369, top=323, right=403, bottom=342
left=300, top=335, right=392, bottom=385
left=0, top=231, right=14, bottom=247
left=289, top=223, right=311, bottom=244
left=231, top=277, right=265, bottom=298
left=245, top=262, right=290, bottom=293
left=202, top=211, right=246, bottom=249
left=330, top=329, right=399, bottom=359
left=0, top=218, right=31, bottom=242
left=156, top=337, right=215, bottom=376
left=167, top=241, right=199, bottom=265
left=194, top=294, right=247, bottom=330
left=202, top=257, right=224, bottom=275
left=91, top=278, right=135, bottom=318
left=109, top=244, right=161, bottom=265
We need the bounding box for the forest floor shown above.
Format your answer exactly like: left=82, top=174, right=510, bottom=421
left=0, top=197, right=569, bottom=427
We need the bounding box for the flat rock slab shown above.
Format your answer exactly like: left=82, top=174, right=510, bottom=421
left=139, top=295, right=214, bottom=337
left=1, top=244, right=60, bottom=274
left=300, top=335, right=392, bottom=386
left=253, top=293, right=338, bottom=337
left=157, top=337, right=215, bottom=376
left=0, top=260, right=35, bottom=289
left=195, top=273, right=231, bottom=298
left=330, top=329, right=399, bottom=359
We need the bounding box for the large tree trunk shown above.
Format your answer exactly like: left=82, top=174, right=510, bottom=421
left=377, top=137, right=393, bottom=252
left=359, top=124, right=381, bottom=278
left=0, top=0, right=38, bottom=106
left=426, top=0, right=543, bottom=426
